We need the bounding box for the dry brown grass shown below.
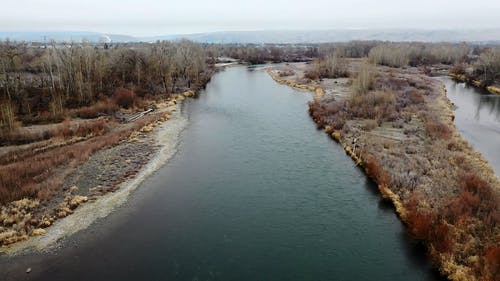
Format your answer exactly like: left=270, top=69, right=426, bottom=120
left=0, top=112, right=169, bottom=204
left=361, top=119, right=378, bottom=131
left=0, top=118, right=110, bottom=146
left=303, top=60, right=500, bottom=281
left=71, top=99, right=119, bottom=119
left=422, top=113, right=452, bottom=140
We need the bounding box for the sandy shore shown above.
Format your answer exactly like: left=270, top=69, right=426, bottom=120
left=0, top=104, right=188, bottom=255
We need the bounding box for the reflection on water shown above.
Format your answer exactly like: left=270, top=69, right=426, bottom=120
left=448, top=81, right=500, bottom=122
left=441, top=77, right=500, bottom=175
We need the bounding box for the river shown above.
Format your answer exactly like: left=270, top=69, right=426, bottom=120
left=440, top=77, right=500, bottom=175
left=2, top=66, right=443, bottom=281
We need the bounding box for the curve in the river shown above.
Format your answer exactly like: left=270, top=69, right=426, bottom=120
left=2, top=66, right=444, bottom=281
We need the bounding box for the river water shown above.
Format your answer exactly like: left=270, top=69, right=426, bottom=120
left=2, top=66, right=443, bottom=281
left=440, top=77, right=500, bottom=176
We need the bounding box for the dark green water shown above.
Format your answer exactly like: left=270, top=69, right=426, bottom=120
left=3, top=66, right=443, bottom=281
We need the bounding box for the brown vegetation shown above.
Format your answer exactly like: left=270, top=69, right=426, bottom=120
left=0, top=118, right=109, bottom=146
left=450, top=46, right=500, bottom=93
left=368, top=42, right=470, bottom=67
left=0, top=112, right=169, bottom=204
left=0, top=109, right=175, bottom=246
left=279, top=57, right=499, bottom=281
left=0, top=40, right=215, bottom=247
left=113, top=88, right=136, bottom=109
left=0, top=40, right=213, bottom=130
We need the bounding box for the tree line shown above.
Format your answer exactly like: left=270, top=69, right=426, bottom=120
left=2, top=40, right=499, bottom=131
left=0, top=40, right=212, bottom=129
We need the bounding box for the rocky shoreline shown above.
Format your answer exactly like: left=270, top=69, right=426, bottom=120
left=0, top=93, right=192, bottom=255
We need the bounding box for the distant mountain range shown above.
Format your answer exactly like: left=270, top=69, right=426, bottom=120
left=2, top=29, right=500, bottom=44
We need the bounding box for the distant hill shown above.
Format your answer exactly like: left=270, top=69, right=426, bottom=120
left=150, top=29, right=500, bottom=44
left=0, top=31, right=136, bottom=43
left=1, top=29, right=500, bottom=44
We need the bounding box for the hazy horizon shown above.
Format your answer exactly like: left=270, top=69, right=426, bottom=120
left=1, top=0, right=500, bottom=36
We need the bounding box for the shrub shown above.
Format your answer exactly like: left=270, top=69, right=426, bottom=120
left=447, top=191, right=480, bottom=222
left=459, top=173, right=498, bottom=227
left=409, top=91, right=425, bottom=104
left=350, top=90, right=395, bottom=121
left=113, top=88, right=136, bottom=109
left=278, top=70, right=294, bottom=77
left=483, top=246, right=500, bottom=280
left=73, top=100, right=118, bottom=119
left=317, top=52, right=349, bottom=78
left=363, top=156, right=390, bottom=186
left=304, top=70, right=320, bottom=80
left=461, top=173, right=491, bottom=197
left=369, top=43, right=411, bottom=67
left=450, top=63, right=466, bottom=75
left=349, top=63, right=397, bottom=122
left=308, top=100, right=347, bottom=130
left=352, top=62, right=376, bottom=96
left=408, top=211, right=433, bottom=240
left=432, top=221, right=452, bottom=253
left=423, top=114, right=452, bottom=140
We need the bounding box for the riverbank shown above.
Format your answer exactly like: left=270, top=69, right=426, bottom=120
left=449, top=73, right=500, bottom=95
left=0, top=91, right=195, bottom=255
left=267, top=62, right=500, bottom=281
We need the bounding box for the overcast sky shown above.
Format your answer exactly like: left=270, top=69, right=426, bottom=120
left=1, top=0, right=499, bottom=36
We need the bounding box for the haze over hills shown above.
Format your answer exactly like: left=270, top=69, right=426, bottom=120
left=1, top=29, right=500, bottom=44
left=0, top=31, right=135, bottom=43
left=151, top=29, right=500, bottom=44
